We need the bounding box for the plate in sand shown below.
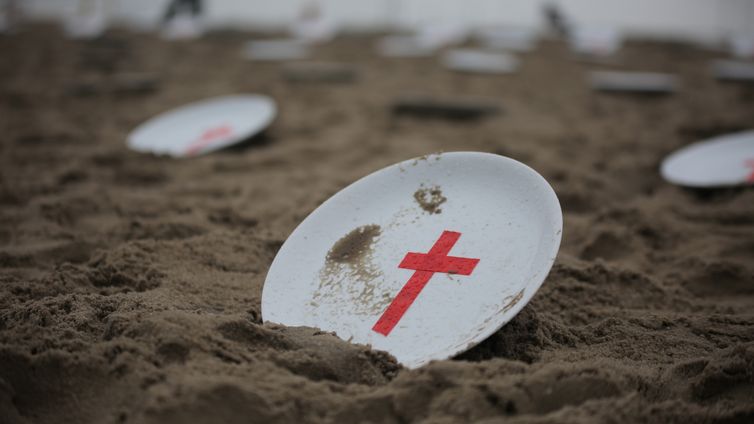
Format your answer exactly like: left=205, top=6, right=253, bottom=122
left=442, top=49, right=519, bottom=74
left=730, top=33, right=754, bottom=58
left=569, top=27, right=622, bottom=57
left=661, top=130, right=754, bottom=187
left=589, top=71, right=679, bottom=94
left=376, top=35, right=436, bottom=58
left=242, top=39, right=310, bottom=61
left=712, top=60, right=754, bottom=82
left=127, top=95, right=276, bottom=157
left=262, top=152, right=562, bottom=368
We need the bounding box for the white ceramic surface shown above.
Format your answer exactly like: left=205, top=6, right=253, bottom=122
left=242, top=39, right=310, bottom=61
left=661, top=130, right=754, bottom=188
left=712, top=60, right=754, bottom=82
left=589, top=71, right=679, bottom=93
left=442, top=49, right=519, bottom=74
left=569, top=26, right=622, bottom=57
left=127, top=95, right=276, bottom=157
left=376, top=35, right=437, bottom=58
left=262, top=152, right=563, bottom=368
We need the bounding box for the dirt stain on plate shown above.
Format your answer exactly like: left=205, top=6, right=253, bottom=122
left=314, top=225, right=392, bottom=315
left=326, top=224, right=381, bottom=268
left=502, top=289, right=525, bottom=313
left=414, top=185, right=447, bottom=214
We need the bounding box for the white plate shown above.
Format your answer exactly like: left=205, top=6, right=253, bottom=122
left=127, top=95, right=276, bottom=157
left=730, top=33, right=754, bottom=58
left=161, top=15, right=204, bottom=41
left=262, top=152, right=562, bottom=368
left=569, top=26, right=622, bottom=57
left=590, top=71, right=679, bottom=93
left=442, top=49, right=519, bottom=74
left=661, top=130, right=754, bottom=188
left=376, top=35, right=437, bottom=58
left=242, top=39, right=310, bottom=61
left=416, top=22, right=468, bottom=49
left=712, top=60, right=754, bottom=82
left=291, top=2, right=336, bottom=44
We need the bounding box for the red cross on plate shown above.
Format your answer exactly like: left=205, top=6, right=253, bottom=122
left=746, top=159, right=754, bottom=183
left=184, top=124, right=233, bottom=156
left=372, top=230, right=480, bottom=336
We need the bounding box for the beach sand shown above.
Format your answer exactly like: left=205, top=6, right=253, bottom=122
left=1, top=26, right=753, bottom=423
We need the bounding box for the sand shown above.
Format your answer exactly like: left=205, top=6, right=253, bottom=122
left=1, top=25, right=753, bottom=423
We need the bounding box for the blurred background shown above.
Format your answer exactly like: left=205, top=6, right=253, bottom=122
left=2, top=2, right=754, bottom=423
left=14, top=0, right=754, bottom=43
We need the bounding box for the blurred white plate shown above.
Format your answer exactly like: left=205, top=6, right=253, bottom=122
left=442, top=49, right=519, bottom=74
left=242, top=39, right=310, bottom=61
left=161, top=14, right=204, bottom=41
left=569, top=26, right=622, bottom=57
left=262, top=152, right=562, bottom=368
left=127, top=95, right=276, bottom=157
left=376, top=35, right=437, bottom=58
left=730, top=33, right=754, bottom=58
left=661, top=130, right=754, bottom=188
left=590, top=71, right=679, bottom=93
left=712, top=60, right=754, bottom=82
left=291, top=3, right=337, bottom=44
left=415, top=22, right=468, bottom=49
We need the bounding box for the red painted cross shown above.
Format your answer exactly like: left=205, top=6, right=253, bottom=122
left=184, top=124, right=233, bottom=156
left=372, top=230, right=480, bottom=336
left=746, top=159, right=754, bottom=183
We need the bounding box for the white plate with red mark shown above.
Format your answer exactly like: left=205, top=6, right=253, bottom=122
left=661, top=130, right=754, bottom=188
left=262, top=152, right=562, bottom=368
left=127, top=95, right=276, bottom=157
left=730, top=33, right=754, bottom=58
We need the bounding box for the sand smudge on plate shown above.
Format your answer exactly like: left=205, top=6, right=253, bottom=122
left=414, top=185, right=447, bottom=214
left=502, top=289, right=525, bottom=313
left=326, top=224, right=381, bottom=267
left=314, top=225, right=392, bottom=314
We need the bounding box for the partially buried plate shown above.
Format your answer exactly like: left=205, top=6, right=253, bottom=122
left=376, top=35, right=436, bottom=58
left=442, top=49, right=519, bottom=74
left=661, top=130, right=754, bottom=188
left=712, top=60, right=754, bottom=82
left=262, top=152, right=562, bottom=368
left=589, top=71, right=679, bottom=94
left=242, top=39, right=310, bottom=61
left=569, top=26, right=622, bottom=57
left=127, top=95, right=276, bottom=157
